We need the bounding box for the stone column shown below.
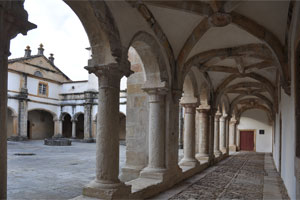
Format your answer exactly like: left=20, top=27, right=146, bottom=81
left=18, top=98, right=28, bottom=138
left=179, top=103, right=199, bottom=167
left=219, top=114, right=227, bottom=154
left=84, top=103, right=93, bottom=141
left=178, top=104, right=184, bottom=149
left=0, top=2, right=36, bottom=198
left=236, top=122, right=240, bottom=151
left=140, top=87, right=168, bottom=179
left=214, top=112, right=222, bottom=157
left=225, top=118, right=230, bottom=155
left=71, top=120, right=76, bottom=138
left=196, top=108, right=210, bottom=160
left=229, top=119, right=237, bottom=151
left=83, top=64, right=131, bottom=199
left=208, top=109, right=215, bottom=163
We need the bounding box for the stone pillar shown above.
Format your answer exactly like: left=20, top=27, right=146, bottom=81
left=140, top=87, right=168, bottom=179
left=214, top=112, right=222, bottom=157
left=225, top=118, right=230, bottom=155
left=71, top=120, right=76, bottom=138
left=0, top=2, right=36, bottom=199
left=18, top=98, right=28, bottom=138
left=83, top=63, right=131, bottom=199
left=196, top=108, right=210, bottom=160
left=178, top=104, right=184, bottom=149
left=84, top=91, right=95, bottom=141
left=229, top=119, right=237, bottom=151
left=236, top=122, right=240, bottom=151
left=208, top=109, right=215, bottom=163
left=179, top=104, right=199, bottom=167
left=219, top=114, right=227, bottom=154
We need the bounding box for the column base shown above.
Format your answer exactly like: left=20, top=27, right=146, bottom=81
left=83, top=179, right=131, bottom=199
left=139, top=167, right=167, bottom=180
left=7, top=136, right=28, bottom=141
left=196, top=153, right=209, bottom=161
left=229, top=145, right=237, bottom=152
left=214, top=150, right=222, bottom=157
left=221, top=147, right=227, bottom=154
left=179, top=158, right=200, bottom=167
left=82, top=138, right=95, bottom=143
left=120, top=165, right=144, bottom=182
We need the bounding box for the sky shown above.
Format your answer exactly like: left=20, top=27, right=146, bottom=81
left=10, top=0, right=127, bottom=88
left=10, top=0, right=93, bottom=81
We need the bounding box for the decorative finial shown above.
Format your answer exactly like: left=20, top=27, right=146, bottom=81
left=38, top=43, right=44, bottom=55
left=24, top=46, right=31, bottom=58
left=49, top=53, right=54, bottom=64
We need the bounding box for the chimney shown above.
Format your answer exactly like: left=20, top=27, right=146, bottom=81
left=24, top=46, right=31, bottom=58
left=48, top=53, right=54, bottom=64
left=37, top=43, right=44, bottom=55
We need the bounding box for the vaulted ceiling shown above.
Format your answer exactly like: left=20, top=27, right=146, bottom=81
left=131, top=0, right=291, bottom=120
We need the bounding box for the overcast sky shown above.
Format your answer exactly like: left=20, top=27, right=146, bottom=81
left=10, top=0, right=91, bottom=81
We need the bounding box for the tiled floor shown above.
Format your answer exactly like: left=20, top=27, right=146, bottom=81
left=154, top=152, right=290, bottom=200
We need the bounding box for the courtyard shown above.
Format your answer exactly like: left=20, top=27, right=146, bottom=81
left=7, top=140, right=126, bottom=199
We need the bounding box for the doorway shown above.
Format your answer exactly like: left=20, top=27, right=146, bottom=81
left=240, top=130, right=255, bottom=151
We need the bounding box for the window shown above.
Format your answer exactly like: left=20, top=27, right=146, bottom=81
left=34, top=71, right=43, bottom=78
left=38, top=82, right=48, bottom=96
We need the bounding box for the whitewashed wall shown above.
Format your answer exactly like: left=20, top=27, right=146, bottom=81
left=8, top=72, right=20, bottom=91
left=237, top=109, right=272, bottom=153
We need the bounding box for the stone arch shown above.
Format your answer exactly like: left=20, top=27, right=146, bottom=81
left=63, top=0, right=123, bottom=65
left=236, top=104, right=273, bottom=123
left=230, top=94, right=273, bottom=116
left=27, top=109, right=57, bottom=139
left=128, top=31, right=170, bottom=88
left=59, top=112, right=71, bottom=121
left=182, top=43, right=274, bottom=85
left=181, top=70, right=199, bottom=104
left=7, top=106, right=17, bottom=117
left=28, top=108, right=58, bottom=121
left=72, top=112, right=84, bottom=121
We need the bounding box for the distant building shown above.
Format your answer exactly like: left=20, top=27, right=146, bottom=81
left=7, top=44, right=126, bottom=141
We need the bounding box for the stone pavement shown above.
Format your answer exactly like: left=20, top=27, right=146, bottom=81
left=7, top=140, right=125, bottom=199
left=153, top=152, right=290, bottom=200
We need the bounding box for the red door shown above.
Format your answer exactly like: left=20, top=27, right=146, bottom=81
left=240, top=131, right=254, bottom=151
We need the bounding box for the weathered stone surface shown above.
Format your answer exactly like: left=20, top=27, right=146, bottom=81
left=44, top=138, right=72, bottom=146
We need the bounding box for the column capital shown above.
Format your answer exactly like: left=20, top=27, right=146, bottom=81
left=142, top=84, right=169, bottom=101
left=85, top=63, right=130, bottom=78
left=230, top=119, right=237, bottom=124
left=220, top=114, right=228, bottom=121
left=196, top=105, right=211, bottom=113
left=181, top=102, right=199, bottom=108
left=172, top=89, right=183, bottom=103
left=215, top=111, right=222, bottom=119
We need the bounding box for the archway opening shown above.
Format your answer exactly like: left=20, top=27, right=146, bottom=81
left=75, top=114, right=84, bottom=139
left=62, top=113, right=72, bottom=138
left=27, top=110, right=55, bottom=139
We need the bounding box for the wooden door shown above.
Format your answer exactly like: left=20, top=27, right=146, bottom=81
left=240, top=131, right=254, bottom=151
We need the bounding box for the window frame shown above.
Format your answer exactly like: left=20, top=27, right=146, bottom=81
left=37, top=81, right=49, bottom=97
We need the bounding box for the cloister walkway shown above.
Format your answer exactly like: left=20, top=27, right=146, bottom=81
left=153, top=152, right=290, bottom=200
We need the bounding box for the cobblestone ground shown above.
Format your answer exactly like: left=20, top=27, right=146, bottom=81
left=169, top=152, right=290, bottom=200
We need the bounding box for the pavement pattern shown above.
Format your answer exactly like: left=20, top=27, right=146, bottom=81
left=166, top=152, right=290, bottom=200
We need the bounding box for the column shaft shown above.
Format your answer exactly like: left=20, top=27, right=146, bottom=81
left=18, top=100, right=28, bottom=138
left=147, top=91, right=166, bottom=170
left=72, top=120, right=76, bottom=138
left=229, top=120, right=237, bottom=151
left=178, top=105, right=184, bottom=149
left=84, top=103, right=92, bottom=140
left=219, top=116, right=227, bottom=153
left=214, top=114, right=222, bottom=156
left=180, top=104, right=199, bottom=166
left=196, top=109, right=209, bottom=159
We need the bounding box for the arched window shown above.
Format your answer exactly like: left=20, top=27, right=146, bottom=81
left=34, top=71, right=43, bottom=78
